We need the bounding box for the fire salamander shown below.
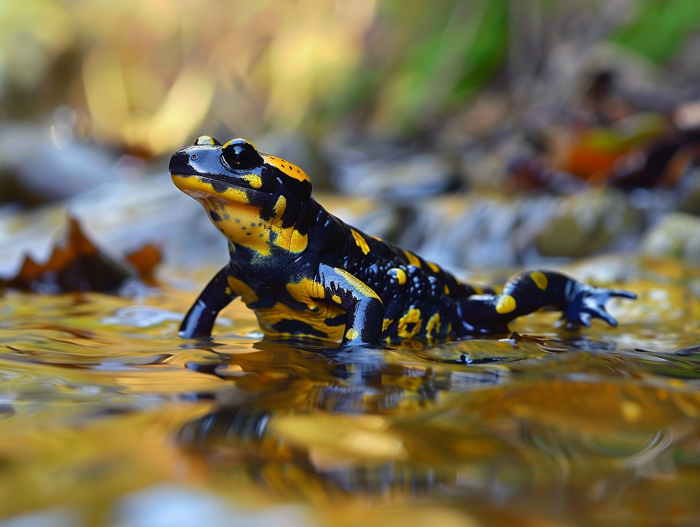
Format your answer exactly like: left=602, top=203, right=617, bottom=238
left=169, top=137, right=636, bottom=346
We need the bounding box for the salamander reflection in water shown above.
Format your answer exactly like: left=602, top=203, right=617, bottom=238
left=169, top=136, right=636, bottom=346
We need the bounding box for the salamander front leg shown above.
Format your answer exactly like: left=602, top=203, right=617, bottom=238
left=318, top=264, right=385, bottom=346
left=180, top=266, right=238, bottom=339
left=459, top=271, right=636, bottom=332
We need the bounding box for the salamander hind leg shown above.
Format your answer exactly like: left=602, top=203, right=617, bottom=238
left=457, top=271, right=636, bottom=333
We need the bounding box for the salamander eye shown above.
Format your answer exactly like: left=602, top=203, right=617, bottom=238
left=222, top=139, right=262, bottom=170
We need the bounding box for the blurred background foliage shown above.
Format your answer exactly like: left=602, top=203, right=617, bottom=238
left=3, top=0, right=700, bottom=157
left=4, top=0, right=700, bottom=277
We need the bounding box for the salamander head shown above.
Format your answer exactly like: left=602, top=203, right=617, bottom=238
left=169, top=136, right=313, bottom=258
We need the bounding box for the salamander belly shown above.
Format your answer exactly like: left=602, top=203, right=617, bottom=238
left=253, top=302, right=449, bottom=344
left=253, top=302, right=346, bottom=341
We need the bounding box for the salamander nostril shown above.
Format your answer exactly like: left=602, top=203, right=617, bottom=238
left=168, top=150, right=196, bottom=175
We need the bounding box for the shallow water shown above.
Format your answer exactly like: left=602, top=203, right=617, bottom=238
left=2, top=273, right=700, bottom=526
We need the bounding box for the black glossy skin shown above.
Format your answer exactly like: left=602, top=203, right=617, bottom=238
left=170, top=137, right=636, bottom=346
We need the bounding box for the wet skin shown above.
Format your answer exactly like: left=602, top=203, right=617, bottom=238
left=169, top=136, right=636, bottom=346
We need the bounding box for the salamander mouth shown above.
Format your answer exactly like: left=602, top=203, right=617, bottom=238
left=172, top=171, right=245, bottom=188
left=171, top=175, right=270, bottom=209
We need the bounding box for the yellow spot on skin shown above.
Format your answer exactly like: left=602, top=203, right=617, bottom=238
left=382, top=318, right=394, bottom=332
left=172, top=174, right=275, bottom=255
left=444, top=284, right=450, bottom=295
left=195, top=135, right=217, bottom=145
left=219, top=205, right=270, bottom=254
left=495, top=294, right=516, bottom=314
left=243, top=174, right=263, bottom=188
left=398, top=308, right=422, bottom=339
left=256, top=302, right=341, bottom=341
left=345, top=328, right=359, bottom=341
left=426, top=313, right=441, bottom=338
left=351, top=229, right=370, bottom=255
left=265, top=196, right=307, bottom=254
left=404, top=251, right=421, bottom=267
left=531, top=271, right=548, bottom=291
left=264, top=195, right=308, bottom=253
left=288, top=229, right=308, bottom=253
left=286, top=279, right=344, bottom=320
left=427, top=262, right=440, bottom=273
left=334, top=268, right=381, bottom=300
left=273, top=195, right=286, bottom=217
left=332, top=295, right=342, bottom=304
left=390, top=268, right=406, bottom=285
left=227, top=276, right=259, bottom=304
left=472, top=286, right=483, bottom=294
left=286, top=279, right=324, bottom=304
left=447, top=322, right=452, bottom=336
left=263, top=154, right=311, bottom=184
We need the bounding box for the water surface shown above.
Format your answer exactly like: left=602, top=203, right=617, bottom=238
left=1, top=274, right=700, bottom=526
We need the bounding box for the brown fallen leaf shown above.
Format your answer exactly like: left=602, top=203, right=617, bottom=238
left=125, top=244, right=161, bottom=286
left=1, top=217, right=160, bottom=293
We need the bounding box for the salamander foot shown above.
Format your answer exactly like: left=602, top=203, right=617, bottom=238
left=562, top=285, right=637, bottom=329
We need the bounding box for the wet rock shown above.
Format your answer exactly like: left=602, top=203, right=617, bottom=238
left=331, top=144, right=461, bottom=201
left=0, top=121, right=121, bottom=203
left=535, top=189, right=641, bottom=258
left=395, top=188, right=645, bottom=271
left=677, top=166, right=700, bottom=215
left=563, top=254, right=643, bottom=284
left=400, top=194, right=526, bottom=270
left=68, top=174, right=229, bottom=272
left=641, top=212, right=700, bottom=262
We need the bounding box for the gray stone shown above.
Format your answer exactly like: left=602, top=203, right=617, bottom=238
left=641, top=212, right=700, bottom=262
left=535, top=189, right=640, bottom=258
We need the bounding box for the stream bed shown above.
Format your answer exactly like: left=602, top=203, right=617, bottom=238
left=1, top=262, right=700, bottom=527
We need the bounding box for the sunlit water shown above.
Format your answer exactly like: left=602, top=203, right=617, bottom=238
left=2, top=269, right=700, bottom=526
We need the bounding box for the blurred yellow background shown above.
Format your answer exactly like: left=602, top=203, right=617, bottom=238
left=4, top=0, right=515, bottom=155
left=3, top=0, right=700, bottom=158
